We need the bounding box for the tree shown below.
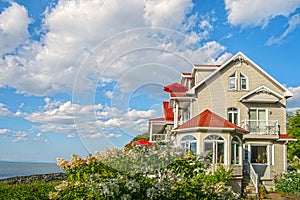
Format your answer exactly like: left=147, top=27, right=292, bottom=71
left=287, top=111, right=300, bottom=159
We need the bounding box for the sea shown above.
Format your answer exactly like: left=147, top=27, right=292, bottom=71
left=0, top=161, right=64, bottom=180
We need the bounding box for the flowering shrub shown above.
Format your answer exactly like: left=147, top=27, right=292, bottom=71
left=275, top=171, right=300, bottom=194
left=50, top=145, right=237, bottom=199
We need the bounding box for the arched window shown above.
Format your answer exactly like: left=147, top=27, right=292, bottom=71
left=181, top=135, right=197, bottom=154
left=240, top=73, right=248, bottom=90
left=228, top=107, right=239, bottom=125
left=203, top=135, right=225, bottom=164
left=231, top=137, right=241, bottom=165
left=228, top=72, right=237, bottom=90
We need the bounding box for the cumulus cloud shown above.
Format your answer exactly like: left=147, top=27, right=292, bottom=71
left=11, top=131, right=28, bottom=142
left=0, top=2, right=31, bottom=55
left=0, top=129, right=10, bottom=134
left=0, top=0, right=229, bottom=97
left=266, top=14, right=300, bottom=45
left=287, top=86, right=300, bottom=112
left=144, top=0, right=194, bottom=28
left=0, top=103, right=13, bottom=117
left=20, top=99, right=156, bottom=139
left=105, top=91, right=114, bottom=99
left=225, top=0, right=300, bottom=27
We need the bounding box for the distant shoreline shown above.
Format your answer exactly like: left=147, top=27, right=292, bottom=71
left=0, top=172, right=67, bottom=184
left=0, top=161, right=64, bottom=181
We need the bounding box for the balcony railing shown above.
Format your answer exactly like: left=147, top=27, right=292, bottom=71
left=241, top=120, right=279, bottom=135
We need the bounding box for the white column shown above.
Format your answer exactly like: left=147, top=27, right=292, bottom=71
left=284, top=141, right=288, bottom=172
left=149, top=121, right=153, bottom=142
left=248, top=144, right=251, bottom=163
left=267, top=144, right=271, bottom=165
left=174, top=102, right=179, bottom=128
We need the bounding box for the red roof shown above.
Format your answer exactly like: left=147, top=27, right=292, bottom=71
left=149, top=102, right=174, bottom=122
left=170, top=92, right=188, bottom=97
left=163, top=102, right=174, bottom=121
left=278, top=134, right=296, bottom=140
left=181, top=72, right=192, bottom=76
left=164, top=82, right=188, bottom=93
left=126, top=139, right=153, bottom=147
left=175, top=109, right=246, bottom=132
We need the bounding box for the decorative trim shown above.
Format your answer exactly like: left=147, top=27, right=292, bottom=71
left=188, top=52, right=293, bottom=98
left=239, top=85, right=284, bottom=102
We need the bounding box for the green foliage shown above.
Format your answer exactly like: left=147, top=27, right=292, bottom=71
left=51, top=146, right=237, bottom=199
left=275, top=172, right=300, bottom=194
left=132, top=132, right=150, bottom=142
left=0, top=181, right=59, bottom=200
left=287, top=111, right=300, bottom=160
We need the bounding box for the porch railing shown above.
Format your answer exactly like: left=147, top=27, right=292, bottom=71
left=246, top=160, right=259, bottom=194
left=241, top=120, right=279, bottom=135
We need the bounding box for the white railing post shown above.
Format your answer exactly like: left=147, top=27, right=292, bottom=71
left=248, top=160, right=259, bottom=194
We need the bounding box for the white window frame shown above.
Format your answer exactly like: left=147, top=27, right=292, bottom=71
left=249, top=144, right=271, bottom=165
left=249, top=108, right=268, bottom=121
left=229, top=72, right=237, bottom=90
left=203, top=135, right=226, bottom=164
left=231, top=137, right=242, bottom=165
left=181, top=135, right=197, bottom=154
left=240, top=72, right=248, bottom=90
left=228, top=107, right=240, bottom=126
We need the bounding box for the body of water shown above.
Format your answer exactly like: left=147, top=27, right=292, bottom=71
left=0, top=161, right=64, bottom=180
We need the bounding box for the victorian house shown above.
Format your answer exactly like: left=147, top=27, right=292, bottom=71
left=148, top=52, right=296, bottom=195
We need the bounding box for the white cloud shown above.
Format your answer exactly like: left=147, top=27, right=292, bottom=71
left=0, top=2, right=31, bottom=55
left=225, top=0, right=300, bottom=27
left=107, top=133, right=122, bottom=138
left=105, top=91, right=114, bottom=99
left=0, top=103, right=13, bottom=116
left=144, top=0, right=194, bottom=29
left=266, top=14, right=300, bottom=45
left=12, top=131, right=28, bottom=142
left=21, top=99, right=156, bottom=138
left=0, top=0, right=230, bottom=97
left=0, top=129, right=10, bottom=134
left=287, top=86, right=300, bottom=112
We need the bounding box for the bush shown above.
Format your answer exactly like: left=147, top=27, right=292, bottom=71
left=50, top=145, right=238, bottom=199
left=275, top=171, right=300, bottom=194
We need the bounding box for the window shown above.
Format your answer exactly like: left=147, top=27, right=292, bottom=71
left=249, top=108, right=267, bottom=133
left=231, top=137, right=241, bottom=165
left=229, top=72, right=237, bottom=90
left=228, top=107, right=239, bottom=125
left=251, top=146, right=268, bottom=164
left=181, top=135, right=197, bottom=154
left=240, top=73, right=248, bottom=90
left=204, top=135, right=225, bottom=164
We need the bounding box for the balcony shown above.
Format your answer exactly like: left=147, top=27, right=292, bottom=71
left=241, top=120, right=279, bottom=135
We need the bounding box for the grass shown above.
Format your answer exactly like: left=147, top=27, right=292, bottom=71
left=0, top=181, right=61, bottom=200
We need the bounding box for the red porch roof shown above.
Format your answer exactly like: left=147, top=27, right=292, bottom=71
left=278, top=134, right=297, bottom=141
left=164, top=82, right=188, bottom=93
left=175, top=109, right=246, bottom=132
left=163, top=102, right=174, bottom=121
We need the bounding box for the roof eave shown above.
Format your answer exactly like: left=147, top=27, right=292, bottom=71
left=172, top=127, right=247, bottom=133
left=191, top=52, right=293, bottom=97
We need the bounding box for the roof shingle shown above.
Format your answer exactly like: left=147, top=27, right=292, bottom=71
left=175, top=109, right=246, bottom=132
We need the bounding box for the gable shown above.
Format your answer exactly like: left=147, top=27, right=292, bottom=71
left=188, top=52, right=293, bottom=98
left=239, top=85, right=283, bottom=103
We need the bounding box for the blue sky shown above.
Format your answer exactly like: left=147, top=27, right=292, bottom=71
left=0, top=0, right=300, bottom=162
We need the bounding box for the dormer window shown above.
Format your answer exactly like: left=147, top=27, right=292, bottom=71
left=229, top=72, right=237, bottom=90
left=240, top=73, right=248, bottom=90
